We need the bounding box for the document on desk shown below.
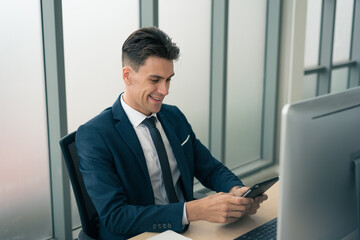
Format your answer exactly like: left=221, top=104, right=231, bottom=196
left=146, top=230, right=192, bottom=240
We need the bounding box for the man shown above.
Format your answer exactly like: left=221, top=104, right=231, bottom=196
left=76, top=27, right=267, bottom=239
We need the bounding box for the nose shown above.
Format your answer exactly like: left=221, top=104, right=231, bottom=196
left=158, top=80, right=169, bottom=96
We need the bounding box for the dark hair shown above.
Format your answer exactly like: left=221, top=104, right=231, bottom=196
left=122, top=27, right=180, bottom=71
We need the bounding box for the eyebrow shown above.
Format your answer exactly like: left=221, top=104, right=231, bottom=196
left=149, top=73, right=175, bottom=79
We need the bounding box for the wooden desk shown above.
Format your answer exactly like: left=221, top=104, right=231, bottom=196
left=130, top=182, right=278, bottom=240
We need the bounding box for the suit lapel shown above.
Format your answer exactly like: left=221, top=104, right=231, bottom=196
left=112, top=95, right=151, bottom=181
left=112, top=95, right=193, bottom=201
left=158, top=112, right=193, bottom=201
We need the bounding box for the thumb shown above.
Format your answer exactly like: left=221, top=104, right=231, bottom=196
left=230, top=186, right=250, bottom=197
left=238, top=186, right=250, bottom=195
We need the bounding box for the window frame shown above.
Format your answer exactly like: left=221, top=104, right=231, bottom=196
left=209, top=0, right=282, bottom=179
left=304, top=0, right=360, bottom=96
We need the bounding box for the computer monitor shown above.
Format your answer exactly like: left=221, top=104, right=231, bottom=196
left=278, top=87, right=360, bottom=240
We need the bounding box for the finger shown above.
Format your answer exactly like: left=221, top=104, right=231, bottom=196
left=218, top=195, right=252, bottom=208
left=227, top=210, right=245, bottom=219
left=228, top=201, right=254, bottom=212
left=217, top=195, right=255, bottom=213
left=226, top=203, right=249, bottom=213
left=230, top=186, right=250, bottom=197
left=249, top=202, right=260, bottom=210
left=245, top=203, right=260, bottom=213
left=227, top=198, right=260, bottom=212
left=237, top=187, right=250, bottom=196
left=246, top=209, right=257, bottom=215
left=228, top=195, right=254, bottom=205
left=255, top=194, right=268, bottom=203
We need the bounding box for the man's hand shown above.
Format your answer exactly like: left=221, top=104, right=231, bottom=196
left=229, top=186, right=268, bottom=215
left=186, top=192, right=254, bottom=223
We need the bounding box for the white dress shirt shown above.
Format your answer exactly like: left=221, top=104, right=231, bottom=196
left=121, top=96, right=188, bottom=224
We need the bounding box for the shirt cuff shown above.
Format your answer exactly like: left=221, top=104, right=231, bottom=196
left=182, top=202, right=189, bottom=225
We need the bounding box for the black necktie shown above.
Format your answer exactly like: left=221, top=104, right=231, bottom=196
left=142, top=116, right=179, bottom=203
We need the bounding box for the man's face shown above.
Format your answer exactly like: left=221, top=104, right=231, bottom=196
left=123, top=56, right=174, bottom=116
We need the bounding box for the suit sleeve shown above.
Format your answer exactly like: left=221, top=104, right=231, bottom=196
left=76, top=124, right=185, bottom=238
left=173, top=107, right=244, bottom=193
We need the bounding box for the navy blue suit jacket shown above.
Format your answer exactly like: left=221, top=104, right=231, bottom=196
left=76, top=95, right=243, bottom=239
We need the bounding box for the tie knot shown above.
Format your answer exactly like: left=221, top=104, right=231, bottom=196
left=142, top=116, right=157, bottom=129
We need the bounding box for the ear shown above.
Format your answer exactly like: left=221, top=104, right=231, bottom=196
left=122, top=66, right=132, bottom=85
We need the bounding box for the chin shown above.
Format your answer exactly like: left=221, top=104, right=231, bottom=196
left=151, top=107, right=161, bottom=113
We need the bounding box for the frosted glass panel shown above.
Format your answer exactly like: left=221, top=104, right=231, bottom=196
left=159, top=0, right=211, bottom=147
left=63, top=0, right=139, bottom=229
left=226, top=0, right=266, bottom=169
left=331, top=68, right=349, bottom=93
left=304, top=0, right=322, bottom=67
left=303, top=74, right=317, bottom=99
left=0, top=1, right=52, bottom=239
left=63, top=0, right=139, bottom=133
left=333, top=0, right=354, bottom=62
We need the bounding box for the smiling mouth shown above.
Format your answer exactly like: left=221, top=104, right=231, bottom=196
left=149, top=95, right=163, bottom=102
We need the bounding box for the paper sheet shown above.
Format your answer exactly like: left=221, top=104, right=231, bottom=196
left=146, top=230, right=192, bottom=240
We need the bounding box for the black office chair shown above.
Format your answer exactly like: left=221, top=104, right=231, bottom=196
left=59, top=131, right=99, bottom=240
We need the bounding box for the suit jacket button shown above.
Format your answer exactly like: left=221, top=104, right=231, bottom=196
left=158, top=223, right=162, bottom=229
left=163, top=223, right=167, bottom=229
left=153, top=224, right=157, bottom=230
left=168, top=223, right=172, bottom=228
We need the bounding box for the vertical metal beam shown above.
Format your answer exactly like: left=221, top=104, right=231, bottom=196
left=261, top=0, right=281, bottom=161
left=209, top=0, right=228, bottom=162
left=349, top=0, right=360, bottom=87
left=277, top=0, right=307, bottom=162
left=41, top=0, right=72, bottom=239
left=317, top=0, right=336, bottom=95
left=140, top=0, right=158, bottom=27
left=278, top=0, right=307, bottom=104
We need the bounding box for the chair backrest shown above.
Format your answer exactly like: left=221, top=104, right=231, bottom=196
left=59, top=131, right=99, bottom=239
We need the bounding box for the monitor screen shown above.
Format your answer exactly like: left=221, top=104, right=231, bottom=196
left=278, top=87, right=360, bottom=240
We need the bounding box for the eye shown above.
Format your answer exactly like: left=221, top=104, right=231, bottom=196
left=166, top=78, right=172, bottom=82
left=151, top=79, right=160, bottom=83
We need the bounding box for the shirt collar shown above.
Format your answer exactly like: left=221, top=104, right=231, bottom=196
left=120, top=94, right=157, bottom=128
